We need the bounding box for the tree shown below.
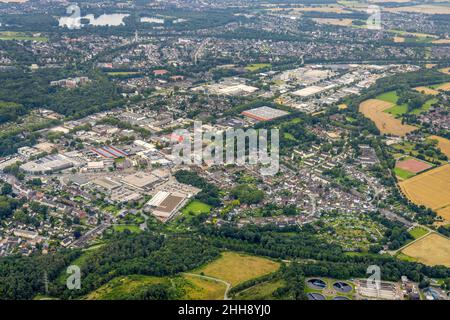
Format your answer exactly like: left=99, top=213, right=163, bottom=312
left=0, top=182, right=12, bottom=196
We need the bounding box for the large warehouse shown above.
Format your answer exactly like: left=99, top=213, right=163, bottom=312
left=241, top=106, right=289, bottom=121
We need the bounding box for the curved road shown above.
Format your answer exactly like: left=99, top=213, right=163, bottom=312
left=183, top=273, right=231, bottom=300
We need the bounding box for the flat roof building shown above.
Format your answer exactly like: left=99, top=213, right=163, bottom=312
left=241, top=106, right=289, bottom=121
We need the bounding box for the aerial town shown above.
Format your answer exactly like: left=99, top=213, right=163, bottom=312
left=0, top=0, right=449, bottom=304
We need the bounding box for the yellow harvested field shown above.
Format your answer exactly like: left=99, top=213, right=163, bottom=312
left=393, top=36, right=405, bottom=43
left=182, top=274, right=227, bottom=300
left=399, top=164, right=450, bottom=222
left=437, top=206, right=450, bottom=223
left=425, top=64, right=436, bottom=69
left=437, top=82, right=450, bottom=91
left=439, top=67, right=450, bottom=75
left=312, top=18, right=353, bottom=26
left=359, top=99, right=417, bottom=136
left=414, top=86, right=439, bottom=95
left=429, top=135, right=450, bottom=158
left=338, top=103, right=348, bottom=110
left=194, top=252, right=280, bottom=287
left=432, top=39, right=450, bottom=44
left=402, top=233, right=450, bottom=267
left=385, top=5, right=450, bottom=15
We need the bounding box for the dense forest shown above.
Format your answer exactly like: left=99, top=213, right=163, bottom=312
left=0, top=69, right=124, bottom=119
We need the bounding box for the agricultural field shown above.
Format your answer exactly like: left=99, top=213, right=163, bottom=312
left=384, top=4, right=450, bottom=15
left=428, top=136, right=450, bottom=158
left=359, top=99, right=417, bottom=136
left=312, top=18, right=354, bottom=27
left=439, top=67, right=450, bottom=75
left=193, top=252, right=280, bottom=287
left=396, top=158, right=433, bottom=174
left=414, top=86, right=440, bottom=95
left=432, top=39, right=450, bottom=44
left=436, top=82, right=450, bottom=91
left=399, top=164, right=450, bottom=222
left=401, top=233, right=450, bottom=267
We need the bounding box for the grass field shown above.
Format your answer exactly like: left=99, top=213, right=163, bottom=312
left=245, top=63, right=271, bottom=72
left=194, top=252, right=280, bottom=287
left=181, top=274, right=227, bottom=300
left=359, top=99, right=417, bottom=136
left=399, top=164, right=450, bottom=222
left=376, top=91, right=434, bottom=116
left=0, top=31, right=48, bottom=42
left=376, top=91, right=398, bottom=104
left=182, top=200, right=212, bottom=215
left=401, top=233, right=450, bottom=267
left=429, top=135, right=450, bottom=158
left=113, top=225, right=142, bottom=233
left=395, top=252, right=418, bottom=263
left=85, top=275, right=169, bottom=300
left=234, top=279, right=286, bottom=300
left=408, top=226, right=429, bottom=239
left=394, top=167, right=415, bottom=180
left=85, top=273, right=228, bottom=300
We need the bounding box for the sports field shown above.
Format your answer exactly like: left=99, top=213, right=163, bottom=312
left=194, top=252, right=280, bottom=287
left=399, top=164, right=450, bottom=221
left=359, top=99, right=417, bottom=136
left=429, top=135, right=450, bottom=158
left=401, top=233, right=450, bottom=267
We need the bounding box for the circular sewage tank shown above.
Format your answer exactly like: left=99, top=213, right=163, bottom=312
left=306, top=278, right=327, bottom=290
left=307, top=293, right=326, bottom=300
left=333, top=296, right=350, bottom=300
left=333, top=281, right=352, bottom=293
